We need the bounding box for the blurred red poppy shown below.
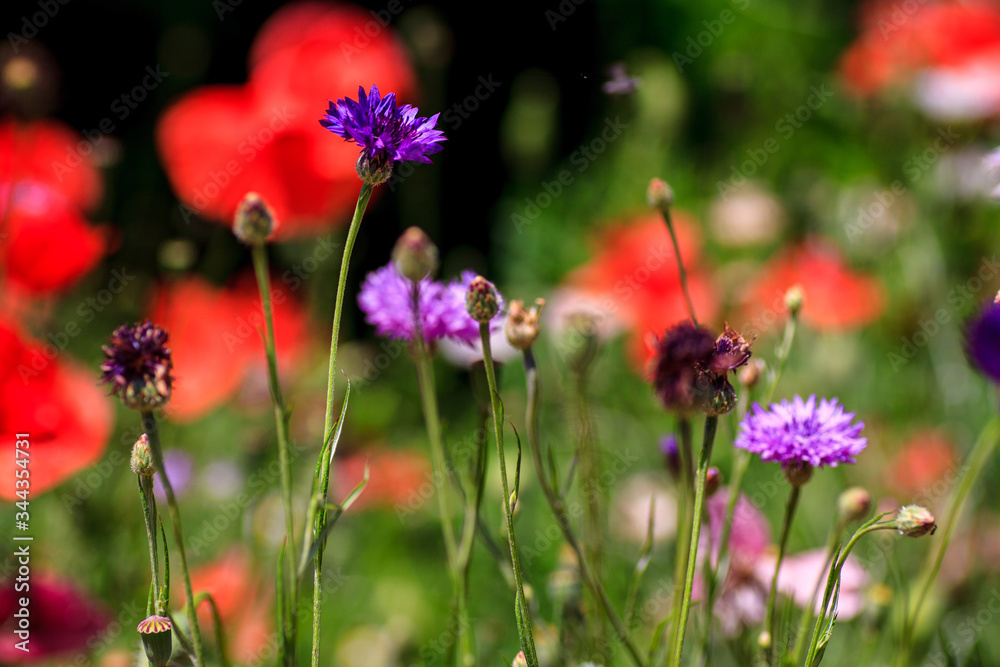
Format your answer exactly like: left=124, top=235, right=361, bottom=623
left=150, top=274, right=312, bottom=422
left=185, top=548, right=273, bottom=665
left=0, top=118, right=103, bottom=211
left=0, top=321, right=112, bottom=501
left=840, top=0, right=1000, bottom=118
left=560, top=213, right=719, bottom=367
left=0, top=182, right=106, bottom=294
left=156, top=2, right=415, bottom=236
left=335, top=446, right=432, bottom=511
left=886, top=430, right=958, bottom=499
left=741, top=240, right=884, bottom=334
left=0, top=574, right=110, bottom=663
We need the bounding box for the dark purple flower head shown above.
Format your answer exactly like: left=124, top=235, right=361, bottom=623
left=709, top=324, right=755, bottom=375
left=358, top=263, right=502, bottom=346
left=964, top=300, right=1000, bottom=384
left=100, top=321, right=173, bottom=410
left=735, top=395, right=867, bottom=469
left=320, top=85, right=445, bottom=180
left=652, top=322, right=716, bottom=412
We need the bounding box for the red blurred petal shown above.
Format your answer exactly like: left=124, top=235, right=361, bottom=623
left=886, top=430, right=958, bottom=498
left=0, top=182, right=105, bottom=294
left=152, top=275, right=312, bottom=422
left=186, top=549, right=274, bottom=664
left=0, top=321, right=112, bottom=500
left=335, top=447, right=432, bottom=510
left=563, top=213, right=719, bottom=368
left=0, top=119, right=103, bottom=212
left=742, top=240, right=884, bottom=332
left=156, top=1, right=416, bottom=236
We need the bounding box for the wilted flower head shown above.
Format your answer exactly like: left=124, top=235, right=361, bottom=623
left=735, top=395, right=867, bottom=470
left=652, top=321, right=753, bottom=415
left=652, top=322, right=715, bottom=412
left=964, top=299, right=1000, bottom=384
left=100, top=321, right=173, bottom=410
left=320, top=85, right=445, bottom=183
left=506, top=298, right=545, bottom=350
left=358, top=264, right=501, bottom=345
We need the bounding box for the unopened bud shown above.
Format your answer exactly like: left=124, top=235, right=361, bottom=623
left=837, top=487, right=871, bottom=523
left=785, top=285, right=805, bottom=317
left=137, top=615, right=172, bottom=667
left=738, top=358, right=765, bottom=388
left=705, top=467, right=721, bottom=497
left=896, top=505, right=936, bottom=538
left=512, top=651, right=528, bottom=667
left=660, top=435, right=680, bottom=480
left=783, top=461, right=813, bottom=488
left=506, top=299, right=545, bottom=350
left=392, top=226, right=439, bottom=281
left=466, top=275, right=499, bottom=323
left=647, top=177, right=675, bottom=208
left=131, top=434, right=156, bottom=477
left=356, top=155, right=393, bottom=185
left=233, top=192, right=277, bottom=244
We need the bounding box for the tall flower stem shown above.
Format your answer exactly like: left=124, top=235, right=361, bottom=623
left=762, top=485, right=801, bottom=662
left=251, top=243, right=299, bottom=667
left=900, top=415, right=1000, bottom=661
left=655, top=202, right=697, bottom=325
left=480, top=324, right=538, bottom=666
left=136, top=474, right=159, bottom=615
left=700, top=446, right=750, bottom=663
left=788, top=520, right=843, bottom=666
left=670, top=416, right=719, bottom=666
left=522, top=348, right=647, bottom=667
left=804, top=517, right=896, bottom=666
left=413, top=327, right=474, bottom=666
left=312, top=181, right=373, bottom=667
left=572, top=366, right=606, bottom=650
left=141, top=411, right=205, bottom=666
left=668, top=418, right=694, bottom=657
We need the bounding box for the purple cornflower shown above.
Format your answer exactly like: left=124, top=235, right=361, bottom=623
left=100, top=321, right=173, bottom=410
left=320, top=85, right=445, bottom=174
left=358, top=263, right=502, bottom=345
left=964, top=299, right=1000, bottom=383
left=735, top=395, right=867, bottom=469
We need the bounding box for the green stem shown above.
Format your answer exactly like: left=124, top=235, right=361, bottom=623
left=573, top=368, right=606, bottom=651
left=668, top=419, right=694, bottom=658
left=788, top=521, right=843, bottom=667
left=522, top=349, right=647, bottom=667
left=141, top=412, right=205, bottom=667
left=670, top=416, right=718, bottom=666
left=763, top=485, right=802, bottom=663
left=804, top=517, right=896, bottom=666
left=480, top=324, right=538, bottom=667
left=903, top=415, right=1000, bottom=651
left=764, top=310, right=799, bottom=405
left=312, top=181, right=373, bottom=667
left=656, top=204, right=697, bottom=325
left=136, top=474, right=159, bottom=616
left=251, top=243, right=298, bottom=667
left=195, top=593, right=232, bottom=667
left=701, top=447, right=751, bottom=663
left=414, top=334, right=474, bottom=667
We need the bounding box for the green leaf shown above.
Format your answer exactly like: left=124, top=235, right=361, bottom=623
left=300, top=462, right=369, bottom=577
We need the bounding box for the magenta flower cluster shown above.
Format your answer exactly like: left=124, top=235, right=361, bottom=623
left=358, top=263, right=502, bottom=345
